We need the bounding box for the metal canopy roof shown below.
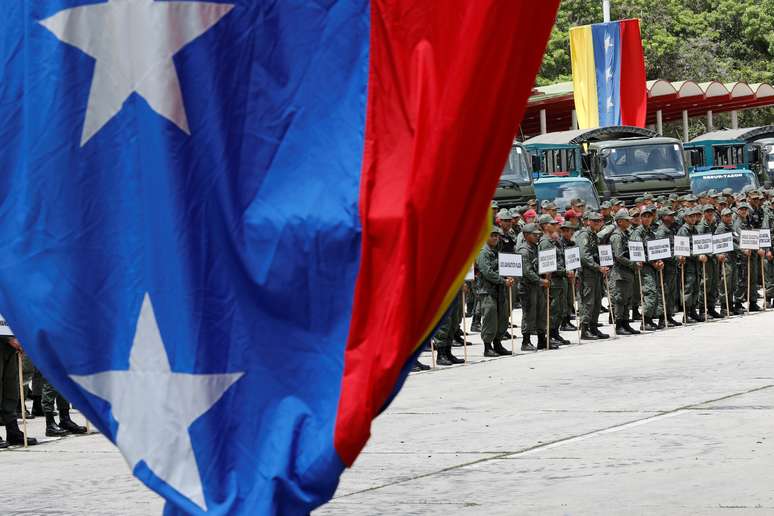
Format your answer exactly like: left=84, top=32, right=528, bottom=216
left=689, top=126, right=774, bottom=143
left=525, top=126, right=656, bottom=145
left=521, top=80, right=774, bottom=138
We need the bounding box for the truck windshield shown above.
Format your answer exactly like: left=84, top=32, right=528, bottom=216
left=501, top=146, right=531, bottom=183
left=690, top=172, right=758, bottom=194
left=604, top=144, right=686, bottom=177
left=765, top=146, right=774, bottom=174
left=534, top=180, right=600, bottom=211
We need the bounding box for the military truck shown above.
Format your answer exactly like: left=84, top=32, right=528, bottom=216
left=685, top=126, right=774, bottom=185
left=689, top=169, right=759, bottom=196
left=493, top=142, right=536, bottom=208
left=525, top=126, right=692, bottom=204
left=494, top=142, right=600, bottom=211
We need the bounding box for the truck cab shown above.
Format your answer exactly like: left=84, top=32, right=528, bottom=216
left=525, top=126, right=691, bottom=204
left=689, top=169, right=759, bottom=196
left=492, top=142, right=536, bottom=208
left=686, top=126, right=774, bottom=185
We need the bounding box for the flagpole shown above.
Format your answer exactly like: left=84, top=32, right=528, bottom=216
left=603, top=0, right=611, bottom=22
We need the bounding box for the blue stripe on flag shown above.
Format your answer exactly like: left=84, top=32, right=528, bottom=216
left=592, top=22, right=622, bottom=127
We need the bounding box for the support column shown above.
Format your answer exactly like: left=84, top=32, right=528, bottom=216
left=571, top=110, right=578, bottom=130
left=656, top=109, right=663, bottom=136
left=540, top=109, right=547, bottom=135
left=707, top=110, right=714, bottom=131
left=682, top=110, right=689, bottom=142
left=731, top=110, right=739, bottom=129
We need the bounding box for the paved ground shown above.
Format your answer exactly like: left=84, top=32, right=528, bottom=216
left=3, top=308, right=774, bottom=515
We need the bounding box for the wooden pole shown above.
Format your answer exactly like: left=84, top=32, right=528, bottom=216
left=430, top=338, right=435, bottom=368
left=681, top=262, right=687, bottom=323
left=702, top=261, right=709, bottom=321
left=461, top=290, right=468, bottom=363
left=747, top=254, right=752, bottom=314
left=545, top=276, right=551, bottom=349
left=762, top=255, right=768, bottom=310
left=509, top=287, right=516, bottom=354
left=722, top=261, right=731, bottom=316
left=17, top=352, right=28, bottom=448
left=659, top=268, right=669, bottom=325
left=571, top=277, right=581, bottom=344
left=606, top=275, right=617, bottom=338
left=637, top=268, right=646, bottom=330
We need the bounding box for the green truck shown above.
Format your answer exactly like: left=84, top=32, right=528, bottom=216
left=494, top=142, right=600, bottom=210
left=524, top=126, right=692, bottom=204
left=685, top=126, right=774, bottom=186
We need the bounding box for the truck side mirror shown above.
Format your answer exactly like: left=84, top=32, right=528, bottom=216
left=531, top=155, right=541, bottom=173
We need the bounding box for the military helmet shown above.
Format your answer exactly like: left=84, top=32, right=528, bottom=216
left=497, top=208, right=513, bottom=220
left=538, top=214, right=556, bottom=225
left=522, top=223, right=543, bottom=235
left=614, top=208, right=632, bottom=221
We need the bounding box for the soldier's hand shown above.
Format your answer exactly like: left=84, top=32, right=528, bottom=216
left=678, top=256, right=686, bottom=264
left=654, top=260, right=664, bottom=270
left=744, top=249, right=752, bottom=256
left=568, top=271, right=575, bottom=280
left=768, top=251, right=773, bottom=261
left=505, top=277, right=514, bottom=287
left=8, top=338, right=21, bottom=352
left=636, top=262, right=643, bottom=269
left=540, top=279, right=550, bottom=288
left=758, top=249, right=766, bottom=257
left=698, top=254, right=708, bottom=263
left=718, top=254, right=727, bottom=263
left=463, top=282, right=470, bottom=294
left=600, top=266, right=610, bottom=275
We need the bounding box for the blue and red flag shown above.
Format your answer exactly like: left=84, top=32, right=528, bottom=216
left=0, top=1, right=559, bottom=514
left=570, top=19, right=647, bottom=129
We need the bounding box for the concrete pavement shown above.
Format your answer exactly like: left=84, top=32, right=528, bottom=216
left=3, top=309, right=773, bottom=515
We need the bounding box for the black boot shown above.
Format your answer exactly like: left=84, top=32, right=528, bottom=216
left=580, top=324, right=598, bottom=340
left=749, top=302, right=762, bottom=312
left=667, top=316, right=683, bottom=327
left=656, top=318, right=666, bottom=329
left=591, top=325, right=610, bottom=339
left=616, top=321, right=633, bottom=335
left=17, top=400, right=33, bottom=420
left=59, top=408, right=87, bottom=435
left=45, top=413, right=69, bottom=437
left=0, top=435, right=7, bottom=449
left=31, top=396, right=44, bottom=417
left=688, top=309, right=705, bottom=322
left=483, top=341, right=498, bottom=357
left=622, top=320, right=641, bottom=335
left=551, top=329, right=570, bottom=345
left=560, top=319, right=577, bottom=331
left=5, top=419, right=38, bottom=446
left=435, top=347, right=454, bottom=366
left=707, top=308, right=722, bottom=319
left=631, top=307, right=641, bottom=322
left=537, top=332, right=559, bottom=350
left=469, top=322, right=481, bottom=333
left=641, top=317, right=658, bottom=331
left=411, top=360, right=430, bottom=372
left=521, top=336, right=536, bottom=352
left=492, top=340, right=513, bottom=356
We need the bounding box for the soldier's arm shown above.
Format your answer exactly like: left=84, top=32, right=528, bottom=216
left=577, top=233, right=601, bottom=271
left=519, top=249, right=541, bottom=284
left=611, top=234, right=634, bottom=270
left=477, top=252, right=503, bottom=285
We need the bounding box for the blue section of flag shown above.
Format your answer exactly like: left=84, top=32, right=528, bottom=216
left=0, top=1, right=369, bottom=514
left=592, top=22, right=622, bottom=126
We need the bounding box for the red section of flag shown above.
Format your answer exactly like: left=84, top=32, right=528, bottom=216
left=619, top=19, right=647, bottom=127
left=333, top=0, right=560, bottom=466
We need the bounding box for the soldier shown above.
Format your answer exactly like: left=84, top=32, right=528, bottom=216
left=559, top=221, right=579, bottom=332
left=571, top=198, right=587, bottom=218
left=630, top=205, right=664, bottom=330
left=654, top=208, right=683, bottom=326
left=677, top=207, right=705, bottom=322
left=432, top=292, right=466, bottom=366
left=575, top=212, right=610, bottom=339
left=0, top=337, right=38, bottom=447
left=733, top=203, right=764, bottom=311
left=609, top=209, right=641, bottom=335
left=600, top=201, right=613, bottom=224
left=517, top=223, right=554, bottom=350
left=628, top=207, right=642, bottom=322
left=476, top=227, right=514, bottom=357
left=498, top=209, right=519, bottom=315
left=715, top=207, right=743, bottom=317
left=696, top=204, right=721, bottom=318
left=538, top=215, right=570, bottom=347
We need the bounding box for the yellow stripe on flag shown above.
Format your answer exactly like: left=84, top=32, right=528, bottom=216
left=569, top=25, right=599, bottom=129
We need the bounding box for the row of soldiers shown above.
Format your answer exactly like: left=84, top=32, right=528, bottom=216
left=421, top=187, right=774, bottom=369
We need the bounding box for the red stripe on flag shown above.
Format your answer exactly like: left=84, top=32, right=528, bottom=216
left=619, top=19, right=647, bottom=127
left=333, top=0, right=560, bottom=466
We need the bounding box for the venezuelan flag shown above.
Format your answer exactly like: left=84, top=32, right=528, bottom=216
left=570, top=19, right=647, bottom=129
left=0, top=1, right=560, bottom=514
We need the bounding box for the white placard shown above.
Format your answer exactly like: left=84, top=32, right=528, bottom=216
left=692, top=234, right=713, bottom=255
left=0, top=314, right=13, bottom=336
left=498, top=253, right=523, bottom=277
left=646, top=238, right=672, bottom=261
left=538, top=248, right=558, bottom=275
left=713, top=233, right=734, bottom=254
left=628, top=241, right=646, bottom=262
left=673, top=235, right=691, bottom=257
left=740, top=230, right=760, bottom=250
left=564, top=246, right=581, bottom=271
left=464, top=265, right=474, bottom=281
left=760, top=229, right=772, bottom=249
left=599, top=244, right=614, bottom=267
